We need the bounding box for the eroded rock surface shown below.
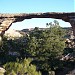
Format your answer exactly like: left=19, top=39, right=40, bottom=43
left=0, top=12, right=75, bottom=36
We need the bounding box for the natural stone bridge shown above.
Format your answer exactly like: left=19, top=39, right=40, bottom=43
left=0, top=12, right=75, bottom=37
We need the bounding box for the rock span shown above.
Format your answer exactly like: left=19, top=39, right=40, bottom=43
left=0, top=12, right=75, bottom=37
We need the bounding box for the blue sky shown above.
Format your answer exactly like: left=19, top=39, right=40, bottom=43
left=0, top=0, right=74, bottom=30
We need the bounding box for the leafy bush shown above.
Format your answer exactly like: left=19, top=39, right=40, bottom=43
left=3, top=58, right=41, bottom=75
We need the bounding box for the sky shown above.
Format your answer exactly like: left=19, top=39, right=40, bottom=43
left=0, top=0, right=75, bottom=30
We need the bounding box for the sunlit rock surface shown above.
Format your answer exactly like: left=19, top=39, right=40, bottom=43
left=0, top=67, right=5, bottom=75
left=5, top=29, right=23, bottom=40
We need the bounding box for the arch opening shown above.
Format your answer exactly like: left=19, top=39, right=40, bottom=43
left=10, top=18, right=71, bottom=30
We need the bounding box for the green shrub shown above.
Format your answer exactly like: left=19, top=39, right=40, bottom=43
left=3, top=58, right=41, bottom=75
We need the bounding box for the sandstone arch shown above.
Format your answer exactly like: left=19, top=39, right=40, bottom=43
left=0, top=12, right=75, bottom=37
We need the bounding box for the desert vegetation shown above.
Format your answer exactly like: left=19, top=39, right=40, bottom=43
left=0, top=20, right=75, bottom=75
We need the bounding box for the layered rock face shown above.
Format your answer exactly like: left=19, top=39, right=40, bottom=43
left=0, top=12, right=75, bottom=36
